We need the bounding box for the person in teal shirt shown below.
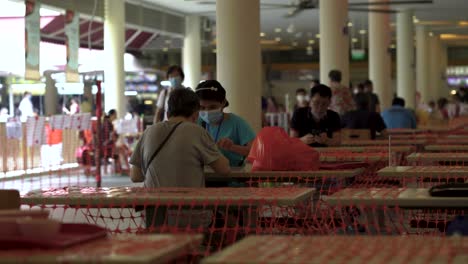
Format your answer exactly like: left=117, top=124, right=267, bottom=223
left=195, top=80, right=256, bottom=167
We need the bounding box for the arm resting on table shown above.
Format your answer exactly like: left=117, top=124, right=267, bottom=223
left=130, top=165, right=145, bottom=182
left=209, top=156, right=231, bottom=176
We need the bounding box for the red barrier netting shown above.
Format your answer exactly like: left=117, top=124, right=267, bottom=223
left=378, top=166, right=468, bottom=188
left=407, top=152, right=468, bottom=167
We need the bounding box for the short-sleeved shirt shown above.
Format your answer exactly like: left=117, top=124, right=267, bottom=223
left=366, top=92, right=380, bottom=112
left=291, top=107, right=341, bottom=147
left=341, top=110, right=386, bottom=139
left=198, top=113, right=256, bottom=167
left=381, top=106, right=417, bottom=129
left=129, top=121, right=221, bottom=188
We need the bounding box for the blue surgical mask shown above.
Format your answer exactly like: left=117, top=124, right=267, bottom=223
left=199, top=109, right=223, bottom=124
left=169, top=76, right=183, bottom=88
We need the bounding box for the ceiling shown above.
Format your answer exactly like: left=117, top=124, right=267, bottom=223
left=140, top=0, right=468, bottom=50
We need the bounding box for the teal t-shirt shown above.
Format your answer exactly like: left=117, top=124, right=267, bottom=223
left=198, top=113, right=256, bottom=167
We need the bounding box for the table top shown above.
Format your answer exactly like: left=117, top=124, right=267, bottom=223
left=378, top=166, right=468, bottom=178
left=21, top=187, right=315, bottom=207
left=436, top=138, right=468, bottom=145
left=315, top=146, right=414, bottom=153
left=202, top=235, right=468, bottom=264
left=205, top=168, right=364, bottom=180
left=0, top=234, right=202, bottom=264
left=407, top=152, right=468, bottom=162
left=341, top=139, right=427, bottom=146
left=324, top=188, right=468, bottom=208
left=320, top=152, right=388, bottom=162
left=425, top=145, right=468, bottom=151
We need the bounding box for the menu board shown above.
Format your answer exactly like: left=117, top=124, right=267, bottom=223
left=25, top=0, right=40, bottom=80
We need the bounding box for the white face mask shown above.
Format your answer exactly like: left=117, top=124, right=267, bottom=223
left=296, top=95, right=306, bottom=103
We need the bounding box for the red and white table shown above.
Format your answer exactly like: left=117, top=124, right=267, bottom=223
left=0, top=234, right=202, bottom=264
left=202, top=235, right=468, bottom=264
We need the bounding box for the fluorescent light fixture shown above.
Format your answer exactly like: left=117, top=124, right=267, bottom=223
left=161, top=81, right=171, bottom=87
left=260, top=32, right=266, bottom=37
left=359, top=30, right=367, bottom=35
left=429, top=32, right=434, bottom=37
left=347, top=22, right=353, bottom=27
left=144, top=100, right=153, bottom=105
left=162, top=47, right=169, bottom=52
left=274, top=28, right=282, bottom=33
left=352, top=38, right=358, bottom=43
left=315, top=34, right=320, bottom=38
left=275, top=37, right=281, bottom=42
left=308, top=39, right=315, bottom=44
left=124, top=91, right=138, bottom=96
left=451, top=90, right=457, bottom=95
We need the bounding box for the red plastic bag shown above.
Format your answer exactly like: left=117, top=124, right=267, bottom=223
left=247, top=127, right=320, bottom=171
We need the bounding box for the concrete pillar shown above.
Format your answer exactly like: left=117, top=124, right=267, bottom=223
left=104, top=0, right=126, bottom=117
left=416, top=25, right=430, bottom=103
left=44, top=71, right=58, bottom=115
left=183, top=15, right=202, bottom=90
left=319, top=0, right=349, bottom=86
left=439, top=43, right=449, bottom=98
left=429, top=34, right=442, bottom=102
left=368, top=0, right=392, bottom=110
left=216, top=0, right=262, bottom=131
left=396, top=9, right=415, bottom=109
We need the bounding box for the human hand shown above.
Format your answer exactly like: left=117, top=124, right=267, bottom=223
left=300, top=134, right=315, bottom=145
left=313, top=133, right=328, bottom=144
left=217, top=138, right=234, bottom=151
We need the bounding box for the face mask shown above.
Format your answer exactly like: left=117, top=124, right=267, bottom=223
left=296, top=95, right=306, bottom=103
left=305, top=95, right=310, bottom=102
left=169, top=76, right=182, bottom=88
left=199, top=109, right=223, bottom=124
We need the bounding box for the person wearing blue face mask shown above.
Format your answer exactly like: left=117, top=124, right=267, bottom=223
left=154, top=65, right=186, bottom=123
left=195, top=80, right=256, bottom=168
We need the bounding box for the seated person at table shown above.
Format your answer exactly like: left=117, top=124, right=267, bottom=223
left=381, top=97, right=417, bottom=129
left=195, top=80, right=256, bottom=168
left=290, top=84, right=341, bottom=147
left=129, top=89, right=230, bottom=228
left=341, top=93, right=387, bottom=139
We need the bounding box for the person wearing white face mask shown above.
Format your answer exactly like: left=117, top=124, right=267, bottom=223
left=294, top=88, right=309, bottom=111
left=154, top=65, right=186, bottom=123
left=195, top=80, right=256, bottom=168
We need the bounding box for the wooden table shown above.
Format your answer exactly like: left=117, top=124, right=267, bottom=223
left=325, top=188, right=468, bottom=208
left=425, top=145, right=468, bottom=152
left=435, top=138, right=468, bottom=145
left=205, top=168, right=365, bottom=182
left=0, top=234, right=202, bottom=264
left=407, top=153, right=468, bottom=163
left=202, top=235, right=468, bottom=264
left=319, top=152, right=388, bottom=163
left=315, top=145, right=414, bottom=153
left=341, top=139, right=427, bottom=146
left=378, top=166, right=468, bottom=178
left=21, top=187, right=314, bottom=207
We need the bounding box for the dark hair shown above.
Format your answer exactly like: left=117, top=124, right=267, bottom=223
left=363, top=79, right=373, bottom=87
left=328, top=70, right=342, bottom=83
left=167, top=88, right=200, bottom=118
left=166, top=65, right=185, bottom=81
left=23, top=92, right=31, bottom=97
left=195, top=80, right=229, bottom=107
left=437, top=98, right=448, bottom=109
left=107, top=109, right=117, bottom=117
left=311, top=84, right=332, bottom=99
left=311, top=79, right=320, bottom=87
left=296, top=88, right=307, bottom=94
left=392, top=97, right=405, bottom=107
left=355, top=93, right=369, bottom=110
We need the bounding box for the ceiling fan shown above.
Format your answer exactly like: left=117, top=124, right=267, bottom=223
left=185, top=0, right=433, bottom=17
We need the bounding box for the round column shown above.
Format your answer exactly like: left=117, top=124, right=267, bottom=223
left=429, top=34, right=441, bottom=101
left=369, top=0, right=392, bottom=110
left=396, top=9, right=415, bottom=109
left=216, top=0, right=262, bottom=131
left=183, top=15, right=202, bottom=90
left=416, top=25, right=430, bottom=103
left=44, top=71, right=58, bottom=115
left=319, top=0, right=349, bottom=86
left=439, top=43, right=449, bottom=98
left=104, top=0, right=126, bottom=117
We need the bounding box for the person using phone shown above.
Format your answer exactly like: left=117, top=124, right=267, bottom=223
left=290, top=84, right=341, bottom=147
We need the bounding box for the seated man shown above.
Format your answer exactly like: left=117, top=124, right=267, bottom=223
left=129, top=88, right=230, bottom=228
left=342, top=93, right=387, bottom=139
left=381, top=97, right=417, bottom=129
left=290, top=84, right=341, bottom=147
